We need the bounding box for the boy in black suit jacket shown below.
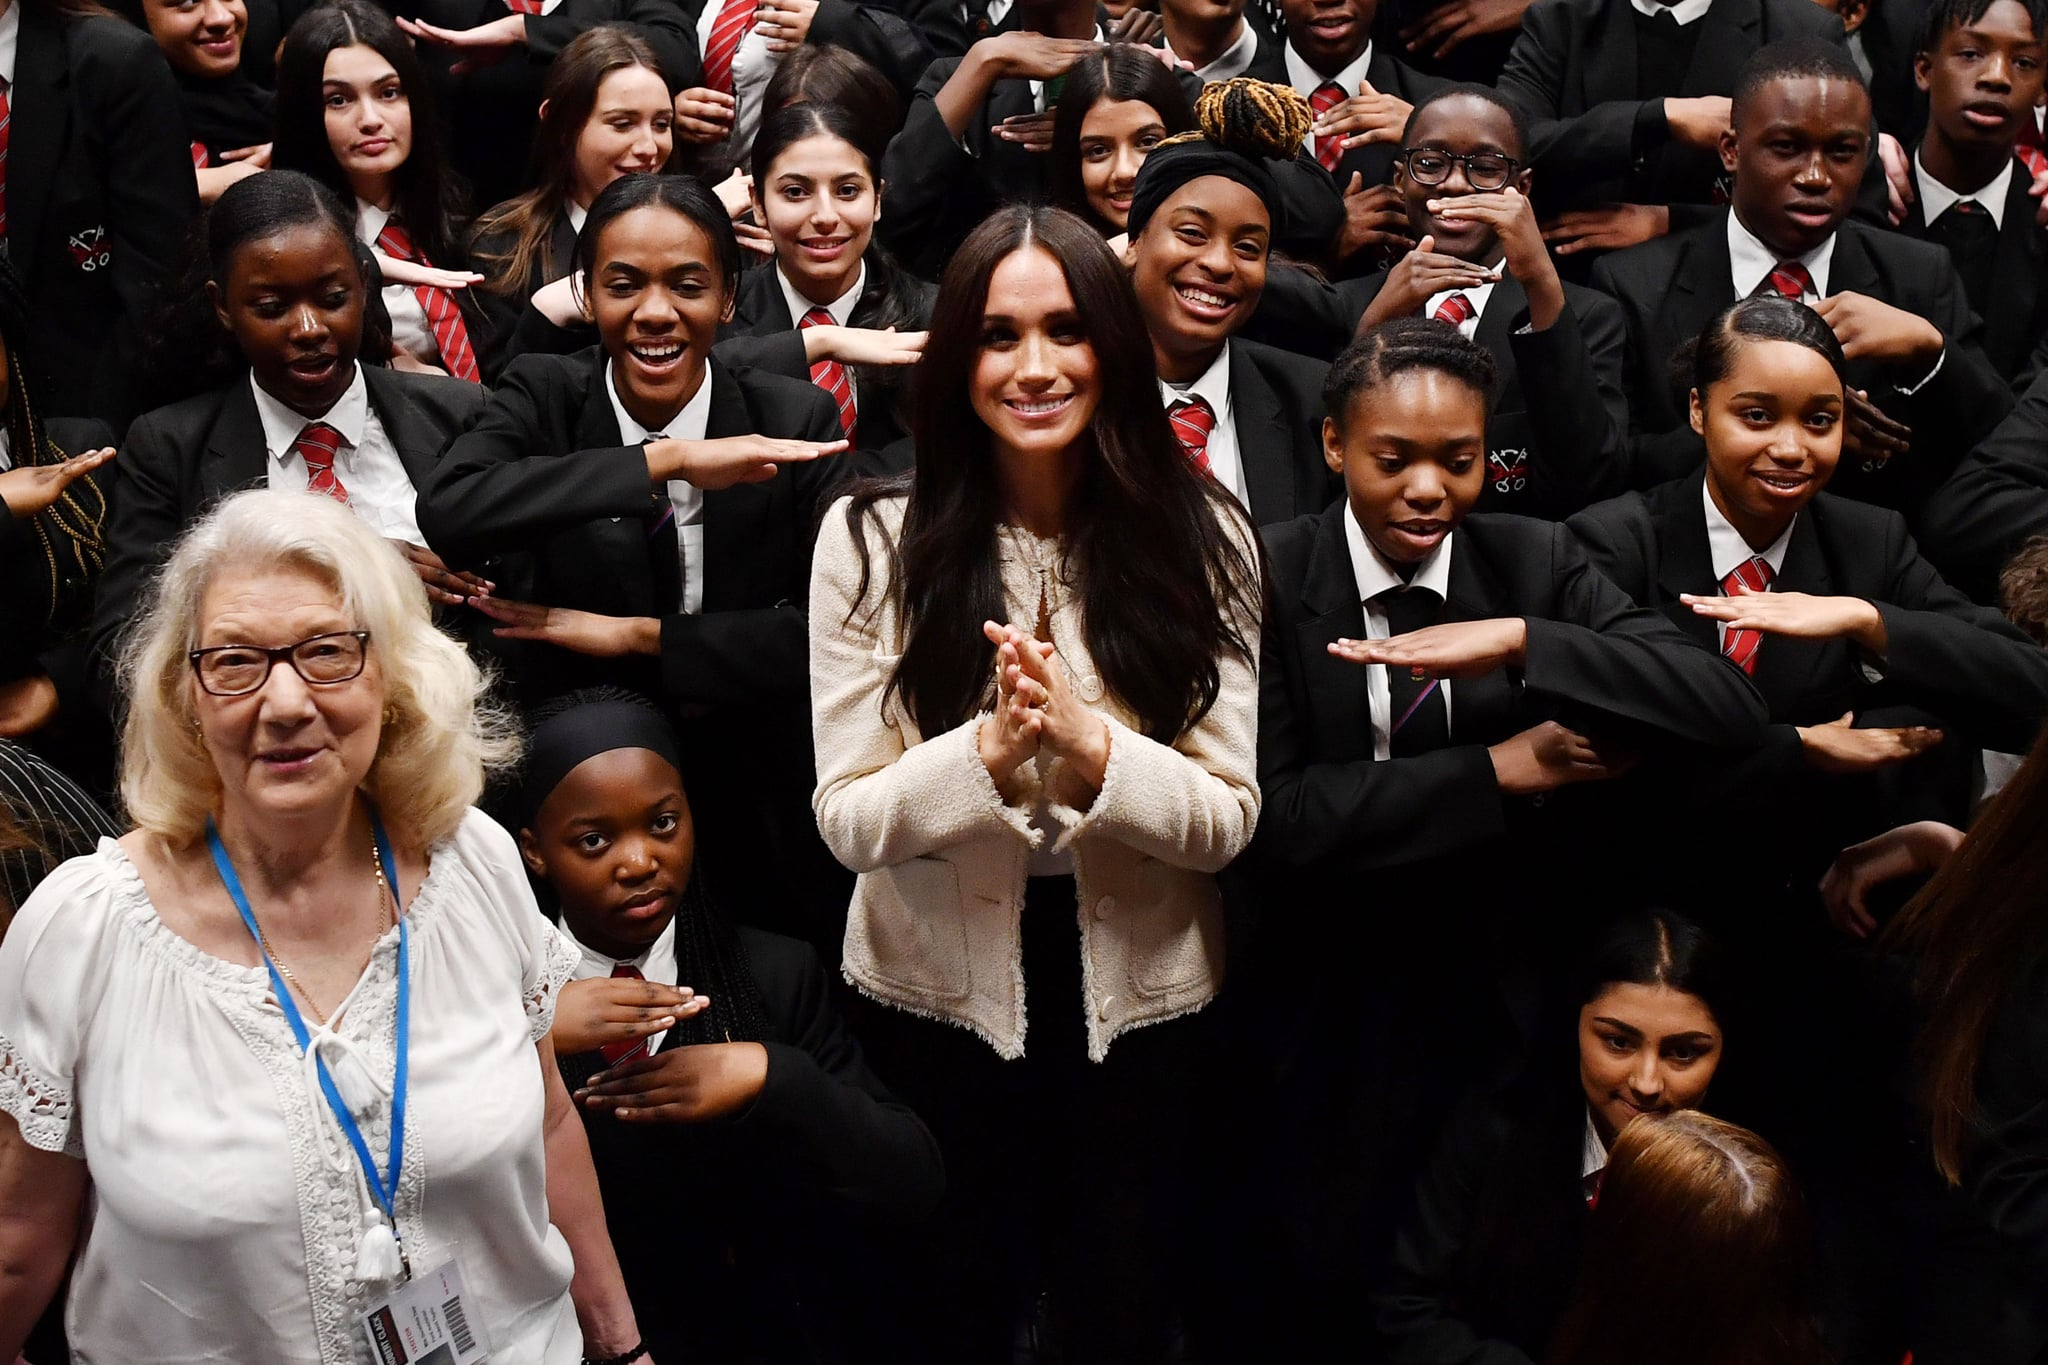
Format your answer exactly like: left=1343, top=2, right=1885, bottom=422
left=1589, top=38, right=2014, bottom=512
left=1230, top=317, right=1763, bottom=1354
left=1897, top=0, right=2048, bottom=383
left=1247, top=83, right=1633, bottom=516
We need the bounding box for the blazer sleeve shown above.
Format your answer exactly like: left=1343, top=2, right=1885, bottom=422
left=523, top=0, right=704, bottom=86
left=1884, top=263, right=2016, bottom=490
left=1527, top=522, right=1769, bottom=749
left=1040, top=512, right=1263, bottom=873
left=89, top=409, right=195, bottom=714
left=1243, top=262, right=1361, bottom=361
left=1495, top=2, right=1661, bottom=190
left=1916, top=371, right=2048, bottom=604
left=808, top=0, right=936, bottom=104
left=1507, top=291, right=1632, bottom=517
left=808, top=497, right=1040, bottom=872
left=415, top=360, right=655, bottom=570
left=1865, top=516, right=2048, bottom=754
left=732, top=936, right=945, bottom=1221
left=877, top=60, right=995, bottom=275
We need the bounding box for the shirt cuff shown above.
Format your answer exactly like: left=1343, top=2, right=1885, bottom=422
left=1894, top=344, right=1946, bottom=396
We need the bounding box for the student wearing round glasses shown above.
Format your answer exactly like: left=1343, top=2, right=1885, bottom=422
left=1246, top=83, right=1631, bottom=519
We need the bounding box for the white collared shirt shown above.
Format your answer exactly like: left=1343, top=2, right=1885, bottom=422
left=0, top=0, right=18, bottom=86
left=1169, top=20, right=1260, bottom=83
left=777, top=260, right=866, bottom=413
left=605, top=361, right=710, bottom=617
left=1159, top=342, right=1245, bottom=507
left=698, top=0, right=781, bottom=164
left=566, top=199, right=588, bottom=235
left=1343, top=502, right=1457, bottom=760
left=1629, top=0, right=1712, bottom=24
left=1029, top=25, right=1109, bottom=112
left=1914, top=146, right=2013, bottom=230
left=1702, top=477, right=1793, bottom=648
left=1285, top=39, right=1375, bottom=156
left=970, top=0, right=1015, bottom=28
left=1582, top=1109, right=1609, bottom=1200
left=563, top=916, right=681, bottom=1056
left=1424, top=278, right=1499, bottom=340
left=250, top=366, right=424, bottom=545
left=357, top=199, right=442, bottom=370
left=1727, top=210, right=1834, bottom=302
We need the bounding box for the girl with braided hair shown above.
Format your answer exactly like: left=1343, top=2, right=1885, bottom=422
left=1122, top=77, right=1339, bottom=527
left=517, top=687, right=942, bottom=1364
left=0, top=253, right=115, bottom=768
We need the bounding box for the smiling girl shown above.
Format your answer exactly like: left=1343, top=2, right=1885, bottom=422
left=1048, top=45, right=1198, bottom=237
left=113, top=0, right=274, bottom=202
left=274, top=0, right=483, bottom=381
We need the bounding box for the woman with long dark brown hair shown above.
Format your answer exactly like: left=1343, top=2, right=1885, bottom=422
left=808, top=202, right=1261, bottom=1362
left=468, top=26, right=675, bottom=383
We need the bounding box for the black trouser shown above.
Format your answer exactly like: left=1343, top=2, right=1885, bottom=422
left=852, top=875, right=1200, bottom=1365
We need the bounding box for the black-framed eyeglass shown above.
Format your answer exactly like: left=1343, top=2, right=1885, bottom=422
left=1398, top=149, right=1522, bottom=191
left=188, top=631, right=372, bottom=697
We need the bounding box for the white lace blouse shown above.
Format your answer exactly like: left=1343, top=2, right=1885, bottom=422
left=0, top=808, right=583, bottom=1365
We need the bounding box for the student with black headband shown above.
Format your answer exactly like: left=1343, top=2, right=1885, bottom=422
left=1121, top=78, right=1340, bottom=526
left=515, top=687, right=943, bottom=1365
left=0, top=254, right=113, bottom=783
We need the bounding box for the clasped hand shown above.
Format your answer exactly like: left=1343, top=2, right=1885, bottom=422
left=977, top=620, right=1110, bottom=797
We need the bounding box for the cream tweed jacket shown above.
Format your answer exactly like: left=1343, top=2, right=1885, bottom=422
left=809, top=493, right=1262, bottom=1061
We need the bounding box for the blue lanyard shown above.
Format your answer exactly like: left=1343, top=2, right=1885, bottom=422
left=206, top=814, right=409, bottom=1231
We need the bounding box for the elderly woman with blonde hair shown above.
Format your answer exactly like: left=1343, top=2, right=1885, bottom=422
left=0, top=491, right=669, bottom=1365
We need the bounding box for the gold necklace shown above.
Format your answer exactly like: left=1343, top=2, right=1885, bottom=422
left=249, top=847, right=396, bottom=1027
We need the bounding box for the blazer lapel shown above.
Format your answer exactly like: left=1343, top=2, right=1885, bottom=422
left=1653, top=471, right=1723, bottom=652
left=731, top=266, right=794, bottom=335
left=363, top=368, right=441, bottom=491
left=574, top=360, right=657, bottom=612
left=202, top=384, right=272, bottom=502
left=1297, top=508, right=1375, bottom=761
left=1474, top=273, right=1526, bottom=408
left=9, top=7, right=69, bottom=268
left=1668, top=220, right=1737, bottom=349
left=1228, top=344, right=1300, bottom=523
left=1987, top=166, right=2042, bottom=365
left=1441, top=539, right=1519, bottom=740
left=699, top=360, right=774, bottom=611
left=1681, top=0, right=1763, bottom=97
left=1749, top=510, right=1841, bottom=712
left=1828, top=223, right=1884, bottom=299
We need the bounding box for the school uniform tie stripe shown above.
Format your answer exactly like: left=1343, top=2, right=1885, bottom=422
left=2018, top=144, right=2048, bottom=182
left=503, top=0, right=548, bottom=11
left=1375, top=585, right=1451, bottom=757
left=1168, top=396, right=1215, bottom=475
left=0, top=78, right=11, bottom=241
left=1432, top=293, right=1475, bottom=328
left=1310, top=82, right=1346, bottom=173
left=292, top=422, right=352, bottom=505
left=599, top=963, right=647, bottom=1064
left=1760, top=260, right=1815, bottom=302
left=1719, top=554, right=1774, bottom=675
left=191, top=141, right=211, bottom=168
left=373, top=221, right=482, bottom=384
left=798, top=307, right=858, bottom=443
left=702, top=0, right=757, bottom=97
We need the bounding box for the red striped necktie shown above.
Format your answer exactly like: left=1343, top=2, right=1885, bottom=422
left=1168, top=396, right=1215, bottom=474
left=1432, top=292, right=1475, bottom=328
left=373, top=220, right=482, bottom=383
left=798, top=307, right=857, bottom=443
left=1310, top=82, right=1345, bottom=173
left=292, top=422, right=351, bottom=505
left=191, top=141, right=211, bottom=168
left=1760, top=260, right=1814, bottom=302
left=503, top=0, right=548, bottom=11
left=1719, top=554, right=1773, bottom=675
left=599, top=963, right=648, bottom=1064
left=702, top=0, right=756, bottom=97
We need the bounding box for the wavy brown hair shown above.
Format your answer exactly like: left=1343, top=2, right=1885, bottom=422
left=1884, top=718, right=2048, bottom=1183
left=843, top=204, right=1257, bottom=744
left=1548, top=1113, right=1826, bottom=1365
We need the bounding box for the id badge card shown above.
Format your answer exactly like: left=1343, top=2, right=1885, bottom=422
left=361, top=1260, right=491, bottom=1364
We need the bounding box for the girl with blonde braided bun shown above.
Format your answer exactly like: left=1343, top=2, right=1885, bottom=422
left=0, top=252, right=115, bottom=773
left=1122, top=79, right=1341, bottom=527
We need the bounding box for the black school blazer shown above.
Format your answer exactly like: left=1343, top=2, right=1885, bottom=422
left=1247, top=266, right=1630, bottom=519
left=1897, top=151, right=2048, bottom=387
left=1253, top=501, right=1767, bottom=880
left=1588, top=211, right=2015, bottom=513
left=713, top=254, right=938, bottom=458
left=93, top=366, right=486, bottom=696
left=468, top=210, right=583, bottom=386
left=12, top=5, right=199, bottom=429
left=1567, top=470, right=2048, bottom=754
left=1218, top=339, right=1341, bottom=527
left=1917, top=366, right=2048, bottom=605
left=417, top=348, right=846, bottom=709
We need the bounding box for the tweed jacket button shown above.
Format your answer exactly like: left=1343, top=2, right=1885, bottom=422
left=1093, top=896, right=1116, bottom=920
left=1097, top=996, right=1115, bottom=1019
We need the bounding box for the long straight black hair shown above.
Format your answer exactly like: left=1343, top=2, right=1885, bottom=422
left=846, top=204, right=1258, bottom=744
left=272, top=0, right=468, bottom=272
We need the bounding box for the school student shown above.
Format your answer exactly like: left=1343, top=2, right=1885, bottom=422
left=4, top=0, right=201, bottom=428
left=1568, top=295, right=2048, bottom=905
left=1239, top=318, right=1764, bottom=1354
left=516, top=688, right=943, bottom=1364
left=1377, top=910, right=1733, bottom=1365
left=274, top=0, right=486, bottom=382
left=110, top=0, right=274, bottom=202
left=92, top=171, right=489, bottom=701
left=808, top=204, right=1261, bottom=1362
left=1895, top=0, right=2048, bottom=383
left=1122, top=78, right=1341, bottom=525
left=1248, top=84, right=1631, bottom=517
left=1159, top=0, right=1277, bottom=81
left=469, top=26, right=675, bottom=383
left=1048, top=43, right=1199, bottom=236
left=716, top=102, right=936, bottom=465
left=416, top=172, right=852, bottom=955
left=1495, top=0, right=1872, bottom=241
left=1589, top=39, right=2013, bottom=514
